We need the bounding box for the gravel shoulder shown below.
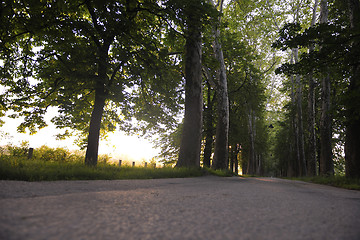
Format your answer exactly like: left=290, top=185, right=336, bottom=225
left=1, top=176, right=360, bottom=240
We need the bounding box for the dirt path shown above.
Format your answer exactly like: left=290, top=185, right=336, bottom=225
left=1, top=176, right=360, bottom=240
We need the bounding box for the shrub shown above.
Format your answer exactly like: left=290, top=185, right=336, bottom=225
left=34, top=145, right=68, bottom=162
left=6, top=141, right=29, bottom=157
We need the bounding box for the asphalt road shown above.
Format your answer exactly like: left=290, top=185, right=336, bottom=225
left=1, top=176, right=360, bottom=240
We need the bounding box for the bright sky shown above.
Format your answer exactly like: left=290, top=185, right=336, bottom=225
left=0, top=108, right=160, bottom=164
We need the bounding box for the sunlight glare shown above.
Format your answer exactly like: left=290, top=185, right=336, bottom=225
left=0, top=108, right=160, bottom=164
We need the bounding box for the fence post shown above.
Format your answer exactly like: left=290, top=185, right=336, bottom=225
left=27, top=148, right=34, bottom=159
left=145, top=162, right=147, bottom=168
left=118, top=160, right=122, bottom=167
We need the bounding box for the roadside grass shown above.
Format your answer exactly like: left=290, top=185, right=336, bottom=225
left=239, top=173, right=360, bottom=190
left=240, top=174, right=259, bottom=178
left=204, top=167, right=234, bottom=177
left=286, top=176, right=360, bottom=190
left=0, top=155, right=206, bottom=181
left=0, top=143, right=242, bottom=181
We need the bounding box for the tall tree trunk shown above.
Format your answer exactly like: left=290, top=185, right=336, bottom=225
left=289, top=50, right=300, bottom=176
left=176, top=12, right=203, bottom=168
left=306, top=0, right=319, bottom=176
left=247, top=107, right=256, bottom=175
left=319, top=0, right=334, bottom=175
left=85, top=85, right=106, bottom=166
left=256, top=154, right=262, bottom=176
left=307, top=72, right=317, bottom=176
left=345, top=0, right=360, bottom=178
left=241, top=150, right=246, bottom=175
left=320, top=73, right=333, bottom=175
left=234, top=144, right=239, bottom=175
left=229, top=145, right=234, bottom=172
left=293, top=49, right=307, bottom=176
left=211, top=0, right=229, bottom=170
left=85, top=48, right=109, bottom=166
left=203, top=81, right=215, bottom=168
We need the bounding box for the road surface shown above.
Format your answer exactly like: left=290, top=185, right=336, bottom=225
left=1, top=176, right=360, bottom=240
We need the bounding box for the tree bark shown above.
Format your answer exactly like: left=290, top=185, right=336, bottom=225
left=287, top=60, right=297, bottom=177
left=319, top=73, right=333, bottom=175
left=307, top=0, right=319, bottom=177
left=247, top=107, right=256, bottom=175
left=203, top=82, right=215, bottom=168
left=307, top=72, right=317, bottom=176
left=85, top=84, right=106, bottom=166
left=176, top=12, right=203, bottom=168
left=319, top=0, right=334, bottom=175
left=229, top=146, right=234, bottom=172
left=234, top=144, right=239, bottom=175
left=345, top=0, right=360, bottom=178
left=211, top=0, right=230, bottom=170
left=293, top=48, right=307, bottom=176
left=289, top=50, right=301, bottom=177
left=85, top=47, right=109, bottom=166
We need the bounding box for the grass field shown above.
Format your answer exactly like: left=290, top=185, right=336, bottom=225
left=0, top=143, right=235, bottom=181
left=0, top=155, right=211, bottom=181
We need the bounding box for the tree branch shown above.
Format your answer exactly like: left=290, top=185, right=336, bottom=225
left=202, top=65, right=217, bottom=89
left=84, top=0, right=103, bottom=48
left=229, top=71, right=249, bottom=94
left=261, top=60, right=278, bottom=74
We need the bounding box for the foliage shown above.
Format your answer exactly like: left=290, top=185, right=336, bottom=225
left=0, top=0, right=185, bottom=165
left=4, top=141, right=30, bottom=157
left=0, top=142, right=110, bottom=162
left=33, top=145, right=84, bottom=162
left=155, top=123, right=183, bottom=165
left=273, top=21, right=358, bottom=76
left=164, top=0, right=218, bottom=32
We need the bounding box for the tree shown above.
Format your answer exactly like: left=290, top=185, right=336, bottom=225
left=318, top=0, right=334, bottom=176
left=170, top=0, right=214, bottom=168
left=307, top=0, right=319, bottom=177
left=292, top=48, right=307, bottom=177
left=210, top=0, right=229, bottom=170
left=345, top=0, right=360, bottom=178
left=272, top=1, right=318, bottom=177
left=221, top=0, right=276, bottom=175
left=272, top=0, right=360, bottom=177
left=1, top=0, right=181, bottom=166
left=202, top=80, right=216, bottom=168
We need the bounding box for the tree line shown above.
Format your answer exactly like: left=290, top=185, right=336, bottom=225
left=1, top=0, right=359, bottom=178
left=272, top=0, right=360, bottom=178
